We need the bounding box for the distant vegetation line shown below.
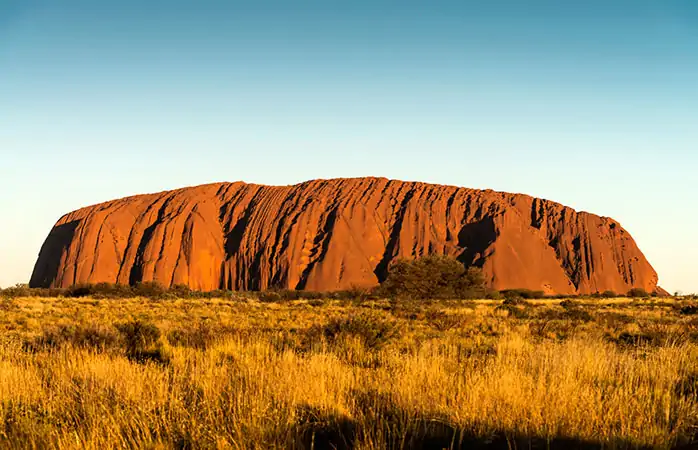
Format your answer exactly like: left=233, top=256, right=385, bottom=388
left=0, top=281, right=667, bottom=301
left=4, top=256, right=670, bottom=301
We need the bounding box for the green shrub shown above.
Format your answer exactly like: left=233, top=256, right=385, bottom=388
left=169, top=284, right=193, bottom=298
left=501, top=289, right=546, bottom=300
left=306, top=313, right=401, bottom=351
left=0, top=283, right=33, bottom=298
left=680, top=305, right=698, bottom=316
left=133, top=282, right=167, bottom=298
left=559, top=299, right=579, bottom=309
left=379, top=255, right=488, bottom=300
left=627, top=288, right=650, bottom=298
left=115, top=319, right=166, bottom=363
left=257, top=289, right=325, bottom=302
left=65, top=282, right=135, bottom=298
left=425, top=310, right=468, bottom=331
left=503, top=297, right=529, bottom=306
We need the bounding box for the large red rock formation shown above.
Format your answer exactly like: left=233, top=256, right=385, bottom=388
left=30, top=178, right=660, bottom=295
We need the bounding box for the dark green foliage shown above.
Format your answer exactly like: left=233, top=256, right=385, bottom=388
left=67, top=282, right=135, bottom=298
left=115, top=319, right=166, bottom=363
left=614, top=332, right=662, bottom=347
left=4, top=272, right=472, bottom=302
left=680, top=305, right=698, bottom=316
left=66, top=284, right=94, bottom=297
left=0, top=298, right=16, bottom=311
left=503, top=297, right=529, bottom=306
left=133, top=281, right=167, bottom=298
left=600, top=290, right=618, bottom=298
left=0, top=283, right=64, bottom=299
left=627, top=288, right=650, bottom=298
left=559, top=299, right=579, bottom=309
left=116, top=319, right=160, bottom=353
left=484, top=290, right=504, bottom=300
left=257, top=289, right=324, bottom=302
left=306, top=313, right=401, bottom=351
left=425, top=310, right=468, bottom=331
left=1, top=283, right=238, bottom=300
left=501, top=289, right=546, bottom=300
left=2, top=282, right=375, bottom=302
left=379, top=255, right=489, bottom=300
left=559, top=299, right=593, bottom=322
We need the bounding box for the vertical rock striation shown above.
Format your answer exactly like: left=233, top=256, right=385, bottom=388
left=30, top=178, right=660, bottom=295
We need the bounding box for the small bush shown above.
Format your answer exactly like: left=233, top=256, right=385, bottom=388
left=501, top=289, right=546, bottom=300
left=484, top=290, right=503, bottom=300
left=66, top=282, right=135, bottom=298
left=503, top=297, right=529, bottom=306
left=0, top=298, right=16, bottom=311
left=558, top=299, right=594, bottom=323
left=614, top=332, right=661, bottom=347
left=169, top=284, right=193, bottom=298
left=133, top=282, right=167, bottom=298
left=495, top=304, right=529, bottom=319
left=627, top=288, right=650, bottom=298
left=66, top=284, right=94, bottom=297
left=306, top=313, right=401, bottom=351
left=116, top=319, right=160, bottom=352
left=559, top=299, right=579, bottom=309
left=379, top=255, right=488, bottom=300
left=425, top=310, right=468, bottom=331
left=258, top=290, right=283, bottom=302
left=680, top=305, right=698, bottom=316
left=0, top=283, right=34, bottom=298
left=115, top=319, right=167, bottom=363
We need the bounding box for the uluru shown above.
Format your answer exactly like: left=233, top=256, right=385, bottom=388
left=30, top=177, right=660, bottom=295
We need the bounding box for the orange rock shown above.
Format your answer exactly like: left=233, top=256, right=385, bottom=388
left=30, top=178, right=660, bottom=295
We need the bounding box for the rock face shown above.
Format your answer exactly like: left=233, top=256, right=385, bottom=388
left=30, top=178, right=660, bottom=295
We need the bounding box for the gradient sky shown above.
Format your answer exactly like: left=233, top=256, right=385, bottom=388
left=1, top=0, right=696, bottom=293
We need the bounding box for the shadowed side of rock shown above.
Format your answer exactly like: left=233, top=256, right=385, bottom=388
left=30, top=178, right=660, bottom=295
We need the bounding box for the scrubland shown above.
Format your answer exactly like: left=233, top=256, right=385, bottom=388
left=0, top=295, right=697, bottom=449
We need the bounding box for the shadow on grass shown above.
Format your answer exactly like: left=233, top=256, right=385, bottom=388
left=294, top=390, right=694, bottom=450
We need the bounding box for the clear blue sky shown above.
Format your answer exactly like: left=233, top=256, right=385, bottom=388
left=1, top=0, right=696, bottom=293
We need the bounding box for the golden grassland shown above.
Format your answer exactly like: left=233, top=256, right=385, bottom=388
left=0, top=295, right=697, bottom=449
